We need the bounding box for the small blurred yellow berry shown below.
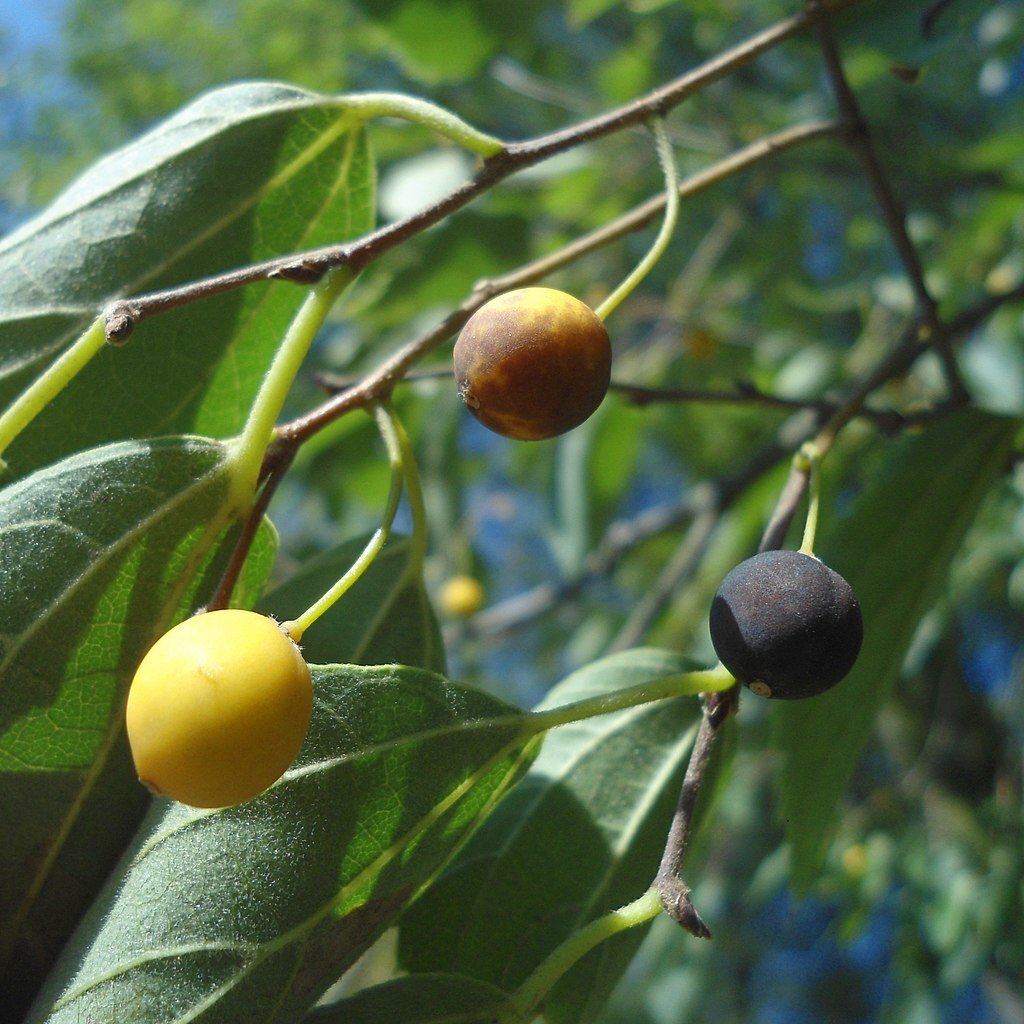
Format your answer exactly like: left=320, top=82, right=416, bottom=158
left=438, top=575, right=485, bottom=618
left=126, top=609, right=313, bottom=809
left=686, top=327, right=717, bottom=362
left=841, top=843, right=867, bottom=879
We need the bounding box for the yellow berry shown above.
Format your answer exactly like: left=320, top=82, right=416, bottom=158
left=438, top=575, right=485, bottom=618
left=126, top=609, right=313, bottom=808
left=453, top=287, right=612, bottom=441
left=841, top=843, right=868, bottom=879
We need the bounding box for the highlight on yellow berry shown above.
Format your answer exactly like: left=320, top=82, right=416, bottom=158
left=125, top=609, right=313, bottom=809
left=438, top=574, right=485, bottom=618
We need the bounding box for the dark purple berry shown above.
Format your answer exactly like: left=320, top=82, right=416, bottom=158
left=709, top=549, right=863, bottom=700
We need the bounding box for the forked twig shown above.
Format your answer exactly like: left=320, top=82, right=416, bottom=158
left=101, top=2, right=861, bottom=343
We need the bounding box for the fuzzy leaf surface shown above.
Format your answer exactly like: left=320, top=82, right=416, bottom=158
left=258, top=535, right=445, bottom=673
left=0, top=81, right=375, bottom=476
left=0, top=436, right=262, bottom=1011
left=776, top=409, right=1020, bottom=888
left=309, top=973, right=511, bottom=1024
left=29, top=664, right=536, bottom=1024
left=396, top=648, right=726, bottom=1023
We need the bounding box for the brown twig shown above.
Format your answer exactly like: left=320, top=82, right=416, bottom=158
left=279, top=119, right=845, bottom=443
left=809, top=1, right=971, bottom=406
left=101, top=2, right=860, bottom=343
left=461, top=486, right=719, bottom=640
left=655, top=689, right=737, bottom=935
left=615, top=380, right=825, bottom=414
left=617, top=381, right=923, bottom=436
left=462, top=435, right=796, bottom=640
left=759, top=456, right=814, bottom=554
left=946, top=278, right=1024, bottom=338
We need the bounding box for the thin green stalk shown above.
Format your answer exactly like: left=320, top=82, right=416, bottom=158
left=594, top=116, right=680, bottom=321
left=529, top=664, right=734, bottom=736
left=390, top=409, right=428, bottom=574
left=281, top=403, right=404, bottom=641
left=229, top=267, right=353, bottom=498
left=335, top=92, right=504, bottom=156
left=501, top=888, right=663, bottom=1023
left=0, top=316, right=107, bottom=467
left=797, top=442, right=821, bottom=555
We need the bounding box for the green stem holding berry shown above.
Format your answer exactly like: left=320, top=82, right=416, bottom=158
left=281, top=401, right=407, bottom=641
left=594, top=116, right=680, bottom=322
left=797, top=442, right=822, bottom=556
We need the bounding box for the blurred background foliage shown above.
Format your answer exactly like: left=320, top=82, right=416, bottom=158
left=2, top=0, right=1023, bottom=1021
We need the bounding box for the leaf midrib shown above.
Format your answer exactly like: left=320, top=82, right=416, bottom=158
left=0, top=441, right=230, bottom=693
left=0, top=89, right=331, bottom=260
left=448, top=692, right=694, bottom=969
left=2, top=439, right=243, bottom=970
left=51, top=716, right=537, bottom=1024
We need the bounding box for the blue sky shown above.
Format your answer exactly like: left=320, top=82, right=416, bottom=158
left=0, top=0, right=65, bottom=54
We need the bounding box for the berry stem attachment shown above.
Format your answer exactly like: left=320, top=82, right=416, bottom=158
left=0, top=315, right=108, bottom=469
left=593, top=116, right=680, bottom=322
left=499, top=888, right=663, bottom=1023
left=281, top=401, right=405, bottom=642
left=797, top=441, right=822, bottom=555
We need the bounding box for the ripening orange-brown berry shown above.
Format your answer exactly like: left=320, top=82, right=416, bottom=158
left=453, top=287, right=611, bottom=441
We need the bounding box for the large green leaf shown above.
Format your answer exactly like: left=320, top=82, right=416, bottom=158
left=776, top=409, right=1020, bottom=888
left=258, top=535, right=445, bottom=674
left=0, top=437, right=263, bottom=1013
left=394, top=648, right=730, bottom=1023
left=310, top=973, right=511, bottom=1024
left=0, top=81, right=376, bottom=477
left=28, top=664, right=538, bottom=1024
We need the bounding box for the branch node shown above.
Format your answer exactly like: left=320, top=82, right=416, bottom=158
left=656, top=874, right=712, bottom=939
left=706, top=687, right=736, bottom=727
left=268, top=259, right=330, bottom=285
left=104, top=302, right=139, bottom=344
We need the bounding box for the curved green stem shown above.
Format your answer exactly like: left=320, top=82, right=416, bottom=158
left=797, top=442, right=822, bottom=555
left=335, top=92, right=504, bottom=157
left=228, top=267, right=353, bottom=500
left=528, top=663, right=734, bottom=736
left=0, top=316, right=108, bottom=468
left=500, top=888, right=663, bottom=1024
left=281, top=403, right=405, bottom=641
left=594, top=116, right=680, bottom=321
left=390, top=409, right=429, bottom=574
